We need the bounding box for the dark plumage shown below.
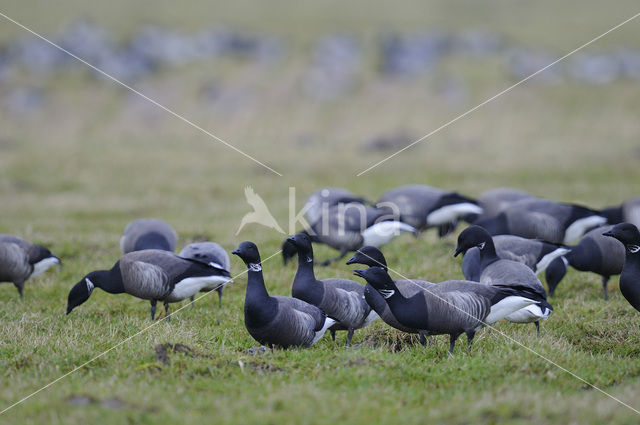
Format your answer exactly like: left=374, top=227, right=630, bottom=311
left=473, top=198, right=607, bottom=244
left=475, top=187, right=535, bottom=220
left=120, top=218, right=178, bottom=254
left=346, top=246, right=434, bottom=342
left=66, top=249, right=231, bottom=319
left=455, top=226, right=553, bottom=334
left=179, top=242, right=231, bottom=307
left=232, top=241, right=335, bottom=348
left=288, top=232, right=378, bottom=346
left=353, top=266, right=542, bottom=355
left=602, top=223, right=640, bottom=312
left=601, top=197, right=640, bottom=227
left=304, top=187, right=371, bottom=227
left=378, top=184, right=482, bottom=237
left=0, top=234, right=60, bottom=297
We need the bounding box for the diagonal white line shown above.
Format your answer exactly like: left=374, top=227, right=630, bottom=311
left=351, top=250, right=640, bottom=415
left=0, top=249, right=283, bottom=416
left=0, top=11, right=283, bottom=177
left=357, top=11, right=640, bottom=176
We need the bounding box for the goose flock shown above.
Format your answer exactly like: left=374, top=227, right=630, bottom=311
left=2, top=184, right=640, bottom=355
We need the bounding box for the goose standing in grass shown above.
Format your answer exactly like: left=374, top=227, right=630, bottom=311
left=475, top=187, right=535, bottom=220
left=377, top=184, right=482, bottom=237
left=0, top=234, right=61, bottom=297
left=66, top=249, right=231, bottom=320
left=554, top=225, right=625, bottom=299
left=346, top=246, right=434, bottom=343
left=283, top=202, right=417, bottom=266
left=601, top=197, right=640, bottom=227
left=179, top=242, right=232, bottom=307
left=232, top=241, right=336, bottom=348
left=120, top=218, right=178, bottom=254
left=353, top=266, right=543, bottom=355
left=460, top=234, right=569, bottom=294
left=455, top=226, right=553, bottom=334
left=603, top=223, right=640, bottom=312
left=287, top=232, right=378, bottom=346
left=473, top=198, right=607, bottom=245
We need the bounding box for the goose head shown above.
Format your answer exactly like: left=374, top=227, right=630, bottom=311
left=232, top=241, right=261, bottom=266
left=353, top=266, right=396, bottom=298
left=286, top=232, right=313, bottom=255
left=346, top=246, right=388, bottom=270
left=66, top=274, right=96, bottom=315
left=603, top=223, right=640, bottom=253
left=454, top=225, right=491, bottom=257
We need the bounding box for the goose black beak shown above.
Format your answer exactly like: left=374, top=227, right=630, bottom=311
left=453, top=247, right=464, bottom=257
left=353, top=269, right=366, bottom=279
left=66, top=305, right=73, bottom=315
left=231, top=248, right=241, bottom=256
left=345, top=255, right=357, bottom=265
left=602, top=231, right=614, bottom=238
left=286, top=236, right=297, bottom=245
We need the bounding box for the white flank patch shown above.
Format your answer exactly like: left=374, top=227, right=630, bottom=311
left=362, top=221, right=416, bottom=248
left=311, top=317, right=338, bottom=345
left=29, top=257, right=60, bottom=279
left=171, top=275, right=231, bottom=299
left=484, top=296, right=538, bottom=325
left=504, top=304, right=550, bottom=323
left=426, top=203, right=483, bottom=226
left=208, top=261, right=224, bottom=269
left=563, top=216, right=607, bottom=244
left=534, top=247, right=571, bottom=274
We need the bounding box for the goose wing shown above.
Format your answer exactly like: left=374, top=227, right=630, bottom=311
left=0, top=241, right=30, bottom=282
left=119, top=254, right=171, bottom=299
left=179, top=242, right=230, bottom=271
left=320, top=278, right=372, bottom=328
left=421, top=289, right=490, bottom=333
left=480, top=260, right=546, bottom=298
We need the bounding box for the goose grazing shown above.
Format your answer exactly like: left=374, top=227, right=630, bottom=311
left=0, top=234, right=61, bottom=297
left=455, top=226, right=553, bottom=334
left=232, top=241, right=336, bottom=348
left=66, top=249, right=231, bottom=320
left=474, top=198, right=607, bottom=245
left=179, top=242, right=232, bottom=307
left=353, top=266, right=542, bottom=355
left=120, top=218, right=178, bottom=254
left=476, top=187, right=536, bottom=220
left=603, top=223, right=640, bottom=311
left=283, top=202, right=417, bottom=266
left=601, top=197, right=640, bottom=227
left=554, top=225, right=624, bottom=299
left=378, top=184, right=482, bottom=237
left=460, top=234, right=569, bottom=295
left=287, top=232, right=379, bottom=346
left=346, top=246, right=434, bottom=343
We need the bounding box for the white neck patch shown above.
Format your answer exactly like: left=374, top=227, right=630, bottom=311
left=477, top=242, right=486, bottom=250
left=249, top=263, right=262, bottom=272
left=379, top=289, right=395, bottom=299
left=306, top=256, right=313, bottom=263
left=628, top=244, right=640, bottom=254
left=85, top=278, right=95, bottom=294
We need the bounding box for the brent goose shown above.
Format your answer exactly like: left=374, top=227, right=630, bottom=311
left=0, top=234, right=60, bottom=297
left=601, top=197, right=640, bottom=227
left=179, top=241, right=232, bottom=307
left=476, top=187, right=535, bottom=220
left=603, top=223, right=640, bottom=312
left=66, top=249, right=231, bottom=320
left=232, top=241, right=336, bottom=348
left=120, top=218, right=178, bottom=254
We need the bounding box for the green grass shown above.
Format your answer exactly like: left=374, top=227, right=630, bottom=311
left=2, top=1, right=640, bottom=424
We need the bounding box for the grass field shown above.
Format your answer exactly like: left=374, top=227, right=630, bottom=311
left=2, top=1, right=640, bottom=424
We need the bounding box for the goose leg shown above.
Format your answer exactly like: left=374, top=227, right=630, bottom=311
left=602, top=276, right=610, bottom=300
left=217, top=287, right=224, bottom=308
left=164, top=301, right=171, bottom=322
left=150, top=300, right=157, bottom=321
left=346, top=328, right=354, bottom=347
left=319, top=249, right=348, bottom=267
left=329, top=329, right=336, bottom=342
left=535, top=321, right=540, bottom=336
left=465, top=330, right=475, bottom=352
left=13, top=282, right=24, bottom=298
left=190, top=295, right=195, bottom=307
left=418, top=331, right=427, bottom=346
left=448, top=332, right=461, bottom=356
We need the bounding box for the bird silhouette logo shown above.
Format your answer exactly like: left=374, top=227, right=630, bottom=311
left=236, top=186, right=285, bottom=235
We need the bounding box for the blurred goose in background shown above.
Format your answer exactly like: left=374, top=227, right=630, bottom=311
left=601, top=197, right=640, bottom=227
left=549, top=225, right=625, bottom=299
left=603, top=223, right=640, bottom=312
left=283, top=202, right=417, bottom=266
left=232, top=241, right=336, bottom=348
left=473, top=198, right=607, bottom=244
left=377, top=184, right=482, bottom=237
left=346, top=246, right=434, bottom=343
left=179, top=241, right=232, bottom=307
left=66, top=249, right=231, bottom=320
left=475, top=187, right=536, bottom=220
left=287, top=232, right=378, bottom=346
left=304, top=187, right=371, bottom=227
left=353, top=266, right=543, bottom=355
left=0, top=234, right=61, bottom=297
left=120, top=218, right=178, bottom=254
left=455, top=226, right=553, bottom=334
left=460, top=234, right=569, bottom=296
